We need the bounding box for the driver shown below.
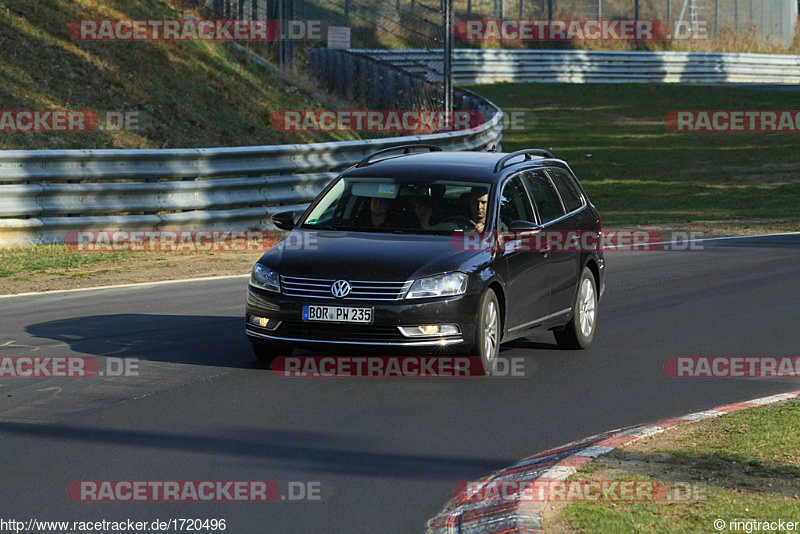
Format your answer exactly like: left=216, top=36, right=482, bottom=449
left=468, top=186, right=489, bottom=232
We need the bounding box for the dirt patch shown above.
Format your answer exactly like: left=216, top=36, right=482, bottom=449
left=0, top=251, right=257, bottom=295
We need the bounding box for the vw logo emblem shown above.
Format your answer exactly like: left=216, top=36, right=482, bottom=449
left=331, top=280, right=352, bottom=298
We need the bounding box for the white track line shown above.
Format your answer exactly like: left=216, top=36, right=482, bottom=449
left=605, top=230, right=800, bottom=250
left=0, top=274, right=250, bottom=299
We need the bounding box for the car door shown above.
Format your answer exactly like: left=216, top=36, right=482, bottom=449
left=522, top=169, right=579, bottom=316
left=497, top=174, right=551, bottom=334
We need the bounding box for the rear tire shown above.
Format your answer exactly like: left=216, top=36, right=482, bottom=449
left=554, top=267, right=598, bottom=350
left=251, top=340, right=294, bottom=363
left=471, top=289, right=501, bottom=375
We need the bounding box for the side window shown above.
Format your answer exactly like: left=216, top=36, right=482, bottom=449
left=499, top=176, right=536, bottom=226
left=523, top=170, right=565, bottom=224
left=547, top=168, right=584, bottom=213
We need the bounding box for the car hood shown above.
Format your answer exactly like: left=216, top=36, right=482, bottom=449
left=258, top=229, right=487, bottom=281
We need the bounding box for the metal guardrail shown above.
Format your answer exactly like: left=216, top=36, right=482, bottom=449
left=355, top=49, right=800, bottom=84
left=0, top=104, right=503, bottom=245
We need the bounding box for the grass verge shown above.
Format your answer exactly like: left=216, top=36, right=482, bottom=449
left=471, top=83, right=800, bottom=227
left=546, top=399, right=800, bottom=533
left=0, top=0, right=356, bottom=150
left=0, top=246, right=257, bottom=295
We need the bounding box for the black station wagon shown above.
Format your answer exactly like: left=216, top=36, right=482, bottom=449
left=246, top=145, right=605, bottom=374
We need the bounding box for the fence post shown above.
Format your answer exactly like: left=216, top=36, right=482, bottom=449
left=634, top=0, right=639, bottom=20
left=666, top=0, right=671, bottom=27
left=714, top=0, right=719, bottom=36
left=519, top=0, right=523, bottom=18
left=443, top=0, right=454, bottom=114
left=547, top=0, right=553, bottom=19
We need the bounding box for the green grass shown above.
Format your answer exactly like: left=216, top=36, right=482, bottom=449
left=471, top=83, right=800, bottom=226
left=0, top=246, right=131, bottom=279
left=558, top=401, right=800, bottom=533
left=566, top=489, right=800, bottom=533
left=662, top=400, right=800, bottom=476
left=0, top=0, right=356, bottom=150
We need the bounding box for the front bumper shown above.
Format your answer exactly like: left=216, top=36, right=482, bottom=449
left=245, top=285, right=480, bottom=350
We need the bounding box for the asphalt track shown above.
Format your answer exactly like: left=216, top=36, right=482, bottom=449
left=1, top=234, right=799, bottom=532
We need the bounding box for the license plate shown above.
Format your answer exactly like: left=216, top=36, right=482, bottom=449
left=302, top=305, right=373, bottom=324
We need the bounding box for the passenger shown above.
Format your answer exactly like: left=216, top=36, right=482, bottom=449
left=411, top=195, right=434, bottom=230
left=368, top=197, right=392, bottom=227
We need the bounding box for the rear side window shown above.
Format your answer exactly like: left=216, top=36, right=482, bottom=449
left=499, top=176, right=536, bottom=226
left=547, top=168, right=584, bottom=213
left=523, top=171, right=565, bottom=224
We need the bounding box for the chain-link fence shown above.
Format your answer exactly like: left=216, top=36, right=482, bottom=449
left=194, top=0, right=798, bottom=59
left=189, top=0, right=799, bottom=114
left=462, top=0, right=797, bottom=48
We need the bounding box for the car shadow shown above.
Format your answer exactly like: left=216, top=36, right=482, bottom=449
left=26, top=314, right=261, bottom=369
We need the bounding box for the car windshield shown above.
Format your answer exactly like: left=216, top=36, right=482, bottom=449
left=300, top=177, right=493, bottom=234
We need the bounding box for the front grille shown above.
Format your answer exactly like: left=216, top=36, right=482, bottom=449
left=280, top=321, right=404, bottom=342
left=281, top=276, right=412, bottom=301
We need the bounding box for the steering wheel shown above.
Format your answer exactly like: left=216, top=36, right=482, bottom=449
left=438, top=215, right=475, bottom=230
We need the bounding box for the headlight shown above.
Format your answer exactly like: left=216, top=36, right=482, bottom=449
left=250, top=263, right=280, bottom=293
left=405, top=272, right=468, bottom=299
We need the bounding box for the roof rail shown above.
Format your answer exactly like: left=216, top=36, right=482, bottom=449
left=355, top=144, right=442, bottom=168
left=493, top=149, right=554, bottom=173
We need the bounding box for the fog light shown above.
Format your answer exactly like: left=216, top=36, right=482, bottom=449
left=248, top=315, right=273, bottom=328
left=398, top=324, right=460, bottom=337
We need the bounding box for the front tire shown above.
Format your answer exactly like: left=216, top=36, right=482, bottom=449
left=554, top=267, right=598, bottom=350
left=251, top=340, right=294, bottom=363
left=471, top=289, right=501, bottom=375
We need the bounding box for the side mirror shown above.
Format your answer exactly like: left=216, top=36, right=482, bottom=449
left=507, top=220, right=544, bottom=232
left=272, top=210, right=296, bottom=231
